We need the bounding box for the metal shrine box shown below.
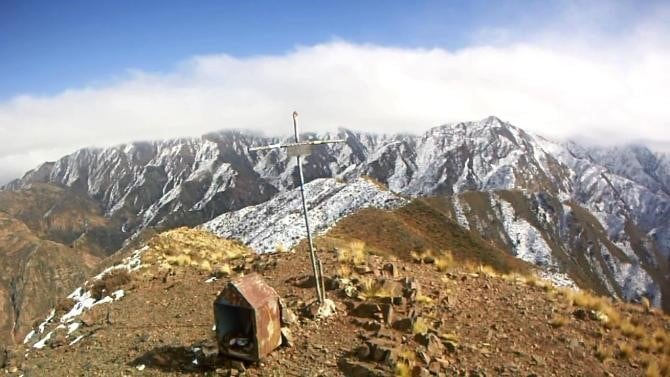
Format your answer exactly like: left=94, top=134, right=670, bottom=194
left=213, top=273, right=282, bottom=361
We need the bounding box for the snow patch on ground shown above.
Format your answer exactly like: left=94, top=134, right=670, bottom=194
left=24, top=246, right=147, bottom=348
left=600, top=246, right=660, bottom=304
left=203, top=178, right=407, bottom=253
left=492, top=194, right=576, bottom=286
left=452, top=196, right=470, bottom=230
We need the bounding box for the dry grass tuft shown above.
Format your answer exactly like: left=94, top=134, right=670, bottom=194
left=358, top=276, right=397, bottom=299
left=275, top=243, right=288, bottom=253
left=434, top=250, right=454, bottom=272
left=415, top=293, right=434, bottom=305
left=90, top=268, right=132, bottom=300
left=217, top=263, right=232, bottom=276
left=412, top=317, right=429, bottom=335
left=595, top=344, right=612, bottom=362
left=620, top=318, right=645, bottom=340
left=549, top=315, right=569, bottom=328
left=476, top=264, right=499, bottom=277
left=395, top=362, right=412, bottom=377
left=142, top=227, right=250, bottom=273
left=336, top=264, right=352, bottom=278
left=617, top=342, right=634, bottom=360
left=337, top=240, right=367, bottom=265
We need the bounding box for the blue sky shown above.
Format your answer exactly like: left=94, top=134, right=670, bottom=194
left=0, top=0, right=668, bottom=183
left=1, top=0, right=571, bottom=99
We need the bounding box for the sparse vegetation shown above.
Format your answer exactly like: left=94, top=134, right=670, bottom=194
left=549, top=315, right=569, bottom=328
left=395, top=361, right=411, bottom=377
left=337, top=240, right=367, bottom=265
left=142, top=227, right=250, bottom=274
left=617, top=342, right=634, bottom=360
left=412, top=317, right=429, bottom=335
left=90, top=268, right=132, bottom=300
left=595, top=344, right=611, bottom=362
left=434, top=250, right=454, bottom=272
left=358, top=276, right=397, bottom=299
left=415, top=293, right=434, bottom=305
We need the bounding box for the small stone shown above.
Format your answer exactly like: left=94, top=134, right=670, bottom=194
left=417, top=351, right=430, bottom=365
left=354, top=265, right=372, bottom=274
left=381, top=304, right=393, bottom=325
left=281, top=306, right=298, bottom=326
left=411, top=365, right=430, bottom=377
left=231, top=360, right=246, bottom=371
left=355, top=344, right=371, bottom=360
left=281, top=327, right=294, bottom=348
left=428, top=360, right=442, bottom=373
left=382, top=263, right=397, bottom=277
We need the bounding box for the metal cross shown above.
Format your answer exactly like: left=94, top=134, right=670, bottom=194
left=249, top=111, right=345, bottom=303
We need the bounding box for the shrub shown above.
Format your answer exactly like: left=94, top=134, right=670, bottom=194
left=91, top=269, right=131, bottom=300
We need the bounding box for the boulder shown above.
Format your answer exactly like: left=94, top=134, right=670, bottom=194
left=392, top=318, right=413, bottom=332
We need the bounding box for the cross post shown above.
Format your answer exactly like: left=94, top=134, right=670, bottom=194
left=249, top=111, right=345, bottom=303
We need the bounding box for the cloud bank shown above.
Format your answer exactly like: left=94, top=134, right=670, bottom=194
left=1, top=34, right=669, bottom=183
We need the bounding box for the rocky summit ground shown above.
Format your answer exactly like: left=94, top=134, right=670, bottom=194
left=3, top=228, right=670, bottom=377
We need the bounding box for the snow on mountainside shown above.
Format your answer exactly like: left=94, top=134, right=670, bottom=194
left=202, top=178, right=406, bottom=253
left=5, top=116, right=670, bottom=309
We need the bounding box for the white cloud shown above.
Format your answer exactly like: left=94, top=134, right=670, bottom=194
left=1, top=34, right=669, bottom=184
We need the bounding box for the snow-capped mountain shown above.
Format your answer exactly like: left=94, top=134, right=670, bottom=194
left=5, top=116, right=670, bottom=309
left=202, top=177, right=406, bottom=253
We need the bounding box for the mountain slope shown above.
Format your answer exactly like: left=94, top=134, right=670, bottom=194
left=0, top=183, right=127, bottom=346
left=10, top=227, right=670, bottom=376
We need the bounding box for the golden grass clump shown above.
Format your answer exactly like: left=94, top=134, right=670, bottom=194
left=336, top=264, right=352, bottom=278
left=620, top=318, right=645, bottom=340
left=476, top=264, right=499, bottom=277
left=412, top=317, right=430, bottom=335
left=595, top=344, right=612, bottom=362
left=358, top=276, right=397, bottom=299
left=143, top=227, right=250, bottom=272
left=617, top=342, right=634, bottom=360
left=218, top=263, right=232, bottom=276
left=646, top=361, right=661, bottom=377
left=337, top=240, right=367, bottom=265
left=395, top=362, right=411, bottom=377
left=415, top=293, right=434, bottom=305
left=549, top=315, right=569, bottom=328
left=435, top=250, right=454, bottom=272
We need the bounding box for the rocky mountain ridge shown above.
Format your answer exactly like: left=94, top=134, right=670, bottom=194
left=3, top=116, right=669, bottom=311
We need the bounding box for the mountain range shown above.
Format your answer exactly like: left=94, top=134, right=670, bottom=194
left=2, top=115, right=669, bottom=346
